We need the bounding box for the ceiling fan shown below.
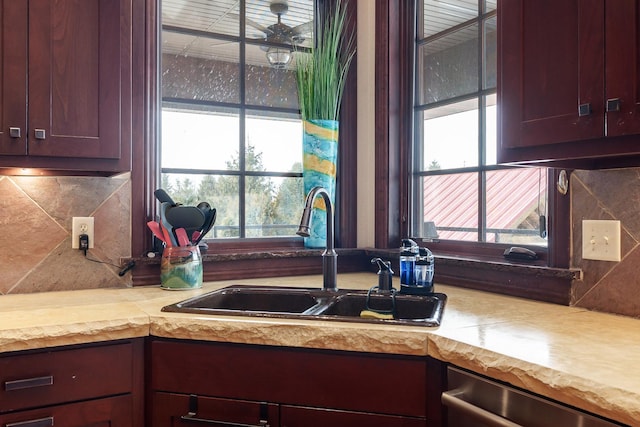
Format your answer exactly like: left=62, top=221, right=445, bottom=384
left=244, top=1, right=314, bottom=69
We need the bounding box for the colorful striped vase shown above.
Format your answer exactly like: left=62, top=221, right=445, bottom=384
left=302, top=119, right=339, bottom=248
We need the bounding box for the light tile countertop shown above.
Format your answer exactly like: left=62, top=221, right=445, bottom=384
left=0, top=272, right=637, bottom=426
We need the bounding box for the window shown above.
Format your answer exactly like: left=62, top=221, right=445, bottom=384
left=412, top=0, right=548, bottom=247
left=160, top=0, right=315, bottom=239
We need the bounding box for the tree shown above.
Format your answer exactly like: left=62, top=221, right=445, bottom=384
left=160, top=144, right=303, bottom=238
left=428, top=159, right=441, bottom=170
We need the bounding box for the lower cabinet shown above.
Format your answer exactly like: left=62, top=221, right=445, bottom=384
left=280, top=405, right=427, bottom=427
left=152, top=393, right=279, bottom=426
left=0, top=395, right=133, bottom=427
left=148, top=339, right=446, bottom=427
left=0, top=339, right=144, bottom=427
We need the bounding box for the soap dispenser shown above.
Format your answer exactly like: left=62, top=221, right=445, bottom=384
left=413, top=247, right=435, bottom=293
left=399, top=239, right=419, bottom=287
left=371, top=257, right=394, bottom=293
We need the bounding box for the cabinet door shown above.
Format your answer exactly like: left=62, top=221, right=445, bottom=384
left=27, top=0, right=124, bottom=159
left=0, top=342, right=133, bottom=412
left=0, top=0, right=28, bottom=155
left=605, top=0, right=640, bottom=137
left=281, top=405, right=427, bottom=427
left=498, top=0, right=604, bottom=153
left=151, top=392, right=279, bottom=427
left=0, top=395, right=133, bottom=427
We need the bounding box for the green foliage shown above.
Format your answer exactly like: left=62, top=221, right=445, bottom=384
left=295, top=0, right=355, bottom=121
left=161, top=146, right=304, bottom=239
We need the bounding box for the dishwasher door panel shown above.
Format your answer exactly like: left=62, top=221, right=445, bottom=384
left=443, top=366, right=625, bottom=427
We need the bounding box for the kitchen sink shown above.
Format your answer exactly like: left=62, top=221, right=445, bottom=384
left=163, top=286, right=326, bottom=314
left=162, top=285, right=447, bottom=326
left=317, top=292, right=446, bottom=325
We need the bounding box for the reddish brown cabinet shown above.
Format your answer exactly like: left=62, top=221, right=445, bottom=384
left=498, top=0, right=640, bottom=167
left=149, top=339, right=446, bottom=427
left=0, top=0, right=132, bottom=174
left=0, top=339, right=144, bottom=427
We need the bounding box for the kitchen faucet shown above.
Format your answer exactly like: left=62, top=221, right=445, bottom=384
left=296, top=186, right=338, bottom=291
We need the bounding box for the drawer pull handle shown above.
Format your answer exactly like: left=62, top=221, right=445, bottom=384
left=442, top=390, right=523, bottom=427
left=578, top=103, right=591, bottom=116
left=180, top=395, right=269, bottom=427
left=34, top=129, right=46, bottom=140
left=6, top=416, right=54, bottom=427
left=5, top=375, right=53, bottom=391
left=9, top=127, right=21, bottom=138
left=606, top=98, right=621, bottom=112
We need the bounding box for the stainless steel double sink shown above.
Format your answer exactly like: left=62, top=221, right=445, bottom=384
left=162, top=285, right=447, bottom=326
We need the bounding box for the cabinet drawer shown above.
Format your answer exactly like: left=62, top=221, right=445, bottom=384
left=0, top=394, right=132, bottom=427
left=151, top=340, right=428, bottom=417
left=152, top=392, right=279, bottom=427
left=281, top=405, right=427, bottom=427
left=0, top=342, right=133, bottom=413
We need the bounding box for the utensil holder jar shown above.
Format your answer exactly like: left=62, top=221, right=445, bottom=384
left=160, top=245, right=203, bottom=290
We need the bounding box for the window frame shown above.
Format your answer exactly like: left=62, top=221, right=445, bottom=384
left=375, top=0, right=570, bottom=269
left=132, top=0, right=358, bottom=269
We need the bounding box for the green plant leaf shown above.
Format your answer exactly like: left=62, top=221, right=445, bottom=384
left=294, top=0, right=355, bottom=122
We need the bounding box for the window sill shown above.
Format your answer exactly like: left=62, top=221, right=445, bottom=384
left=130, top=247, right=581, bottom=305
left=364, top=248, right=581, bottom=305
left=130, top=248, right=370, bottom=286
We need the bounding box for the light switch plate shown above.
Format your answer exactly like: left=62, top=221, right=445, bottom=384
left=582, top=220, right=621, bottom=262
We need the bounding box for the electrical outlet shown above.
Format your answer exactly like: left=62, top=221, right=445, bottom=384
left=72, top=217, right=95, bottom=249
left=582, top=220, right=621, bottom=262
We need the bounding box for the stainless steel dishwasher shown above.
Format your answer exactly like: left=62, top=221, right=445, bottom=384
left=442, top=366, right=626, bottom=427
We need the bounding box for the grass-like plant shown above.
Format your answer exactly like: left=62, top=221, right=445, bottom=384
left=295, top=0, right=356, bottom=122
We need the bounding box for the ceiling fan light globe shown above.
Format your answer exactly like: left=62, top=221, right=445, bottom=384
left=266, top=47, right=291, bottom=68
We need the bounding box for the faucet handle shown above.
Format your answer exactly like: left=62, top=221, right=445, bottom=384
left=371, top=258, right=394, bottom=292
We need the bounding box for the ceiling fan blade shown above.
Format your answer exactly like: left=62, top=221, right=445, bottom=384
left=228, top=12, right=273, bottom=35
left=291, top=20, right=313, bottom=36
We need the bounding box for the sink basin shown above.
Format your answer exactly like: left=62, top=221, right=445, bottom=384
left=316, top=292, right=446, bottom=326
left=162, top=286, right=327, bottom=315
left=162, top=285, right=446, bottom=326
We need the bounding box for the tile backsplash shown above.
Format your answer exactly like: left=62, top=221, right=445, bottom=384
left=0, top=175, right=132, bottom=294
left=571, top=168, right=640, bottom=318
left=1, top=169, right=638, bottom=319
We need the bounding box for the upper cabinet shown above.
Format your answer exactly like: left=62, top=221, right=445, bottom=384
left=498, top=0, right=640, bottom=168
left=0, top=0, right=132, bottom=175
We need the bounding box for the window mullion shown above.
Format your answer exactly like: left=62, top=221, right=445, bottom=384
left=238, top=0, right=247, bottom=238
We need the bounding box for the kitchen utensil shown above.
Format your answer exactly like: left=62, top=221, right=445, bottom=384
left=159, top=202, right=178, bottom=247
left=193, top=208, right=216, bottom=245
left=154, top=188, right=176, bottom=205
left=175, top=228, right=190, bottom=247
left=165, top=205, right=206, bottom=240
left=147, top=221, right=165, bottom=243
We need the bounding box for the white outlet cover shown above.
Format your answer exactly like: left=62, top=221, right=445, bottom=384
left=72, top=217, right=95, bottom=249
left=582, top=219, right=621, bottom=262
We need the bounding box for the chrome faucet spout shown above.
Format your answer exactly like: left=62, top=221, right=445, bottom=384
left=297, top=186, right=337, bottom=291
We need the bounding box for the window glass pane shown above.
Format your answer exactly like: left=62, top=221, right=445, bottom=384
left=161, top=107, right=239, bottom=171
left=483, top=16, right=497, bottom=89
left=162, top=32, right=240, bottom=103
left=246, top=112, right=302, bottom=172
left=246, top=176, right=304, bottom=238
left=422, top=173, right=478, bottom=241
left=421, top=98, right=479, bottom=170
left=485, top=94, right=497, bottom=165
left=159, top=173, right=239, bottom=239
left=162, top=1, right=239, bottom=36
left=486, top=169, right=547, bottom=246
left=485, top=0, right=496, bottom=13
left=207, top=174, right=240, bottom=238
left=423, top=0, right=478, bottom=38
left=418, top=23, right=479, bottom=104
left=245, top=44, right=299, bottom=108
